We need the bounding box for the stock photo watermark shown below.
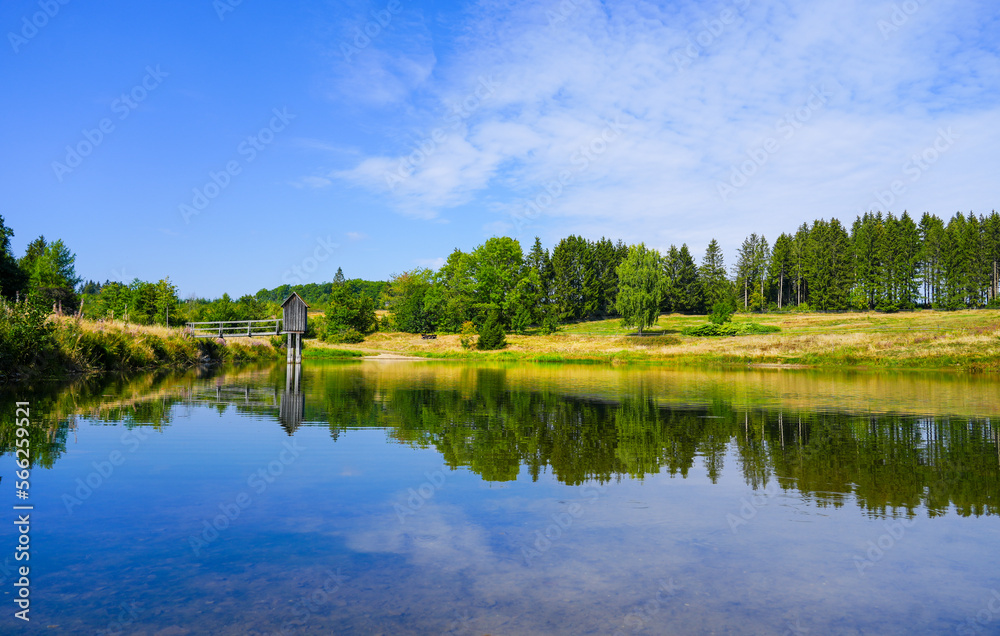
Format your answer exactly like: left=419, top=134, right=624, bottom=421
left=7, top=0, right=71, bottom=54
left=188, top=438, right=305, bottom=556
left=671, top=0, right=752, bottom=73
left=510, top=116, right=627, bottom=234
left=51, top=65, right=169, bottom=182
left=179, top=107, right=295, bottom=224
left=878, top=1, right=925, bottom=39
left=340, top=0, right=403, bottom=62
left=393, top=468, right=448, bottom=524
left=611, top=578, right=681, bottom=636
left=726, top=478, right=785, bottom=533
left=546, top=0, right=588, bottom=26
left=282, top=236, right=339, bottom=285
left=383, top=76, right=499, bottom=191
left=521, top=482, right=607, bottom=566
left=852, top=516, right=918, bottom=576
left=717, top=84, right=834, bottom=202
left=61, top=428, right=151, bottom=515
left=860, top=126, right=957, bottom=214
left=213, top=0, right=245, bottom=21
left=270, top=569, right=349, bottom=635
left=958, top=590, right=1000, bottom=636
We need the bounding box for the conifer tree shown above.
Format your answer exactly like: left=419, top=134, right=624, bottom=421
left=699, top=239, right=729, bottom=309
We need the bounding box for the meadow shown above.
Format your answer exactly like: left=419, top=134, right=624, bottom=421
left=309, top=310, right=1000, bottom=371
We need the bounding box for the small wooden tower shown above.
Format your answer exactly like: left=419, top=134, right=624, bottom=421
left=281, top=293, right=309, bottom=364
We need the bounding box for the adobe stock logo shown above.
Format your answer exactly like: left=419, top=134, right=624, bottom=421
left=51, top=66, right=169, bottom=182
left=7, top=0, right=71, bottom=54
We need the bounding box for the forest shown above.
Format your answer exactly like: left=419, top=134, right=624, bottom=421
left=385, top=210, right=1000, bottom=335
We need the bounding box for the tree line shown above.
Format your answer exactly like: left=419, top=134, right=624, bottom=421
left=4, top=209, right=998, bottom=340
left=386, top=210, right=1000, bottom=334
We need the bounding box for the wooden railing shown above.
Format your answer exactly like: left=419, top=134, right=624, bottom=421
left=186, top=319, right=282, bottom=339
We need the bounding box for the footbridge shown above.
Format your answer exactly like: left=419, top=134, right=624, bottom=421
left=185, top=293, right=309, bottom=363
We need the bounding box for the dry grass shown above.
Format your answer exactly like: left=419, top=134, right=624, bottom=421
left=49, top=316, right=279, bottom=373
left=312, top=310, right=1000, bottom=371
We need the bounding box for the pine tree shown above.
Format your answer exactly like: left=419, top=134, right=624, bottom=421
left=477, top=310, right=507, bottom=350
left=768, top=234, right=793, bottom=309
left=985, top=211, right=1000, bottom=304
left=805, top=219, right=852, bottom=310
left=918, top=213, right=945, bottom=307
left=792, top=223, right=810, bottom=306
left=333, top=267, right=345, bottom=285
left=699, top=239, right=729, bottom=309
left=551, top=235, right=595, bottom=321
left=895, top=212, right=921, bottom=309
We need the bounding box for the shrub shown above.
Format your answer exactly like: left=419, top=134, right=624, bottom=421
left=682, top=321, right=781, bottom=337
left=0, top=297, right=57, bottom=373
left=459, top=321, right=477, bottom=349
left=477, top=311, right=507, bottom=350
left=540, top=312, right=560, bottom=335
left=709, top=300, right=735, bottom=325
left=682, top=323, right=722, bottom=337
left=325, top=327, right=364, bottom=344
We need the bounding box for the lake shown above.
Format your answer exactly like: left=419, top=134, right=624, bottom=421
left=2, top=361, right=998, bottom=635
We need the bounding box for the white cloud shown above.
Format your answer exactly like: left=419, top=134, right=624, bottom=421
left=328, top=0, right=1000, bottom=255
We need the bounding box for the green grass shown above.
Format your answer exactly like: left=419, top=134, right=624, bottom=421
left=302, top=347, right=365, bottom=358
left=331, top=309, right=1000, bottom=372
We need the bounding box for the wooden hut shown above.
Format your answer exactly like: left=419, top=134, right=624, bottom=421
left=281, top=293, right=309, bottom=363
left=281, top=293, right=309, bottom=333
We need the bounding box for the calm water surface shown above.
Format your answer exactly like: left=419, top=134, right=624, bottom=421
left=1, top=361, right=999, bottom=635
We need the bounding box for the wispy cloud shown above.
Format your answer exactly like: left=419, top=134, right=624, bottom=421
left=321, top=0, right=1000, bottom=252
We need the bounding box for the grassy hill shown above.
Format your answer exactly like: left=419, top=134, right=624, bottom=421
left=309, top=310, right=1000, bottom=371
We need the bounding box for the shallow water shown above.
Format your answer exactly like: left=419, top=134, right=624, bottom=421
left=2, top=361, right=999, bottom=634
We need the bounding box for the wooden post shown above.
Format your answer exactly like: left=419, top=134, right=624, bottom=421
left=295, top=333, right=302, bottom=364
left=287, top=332, right=293, bottom=363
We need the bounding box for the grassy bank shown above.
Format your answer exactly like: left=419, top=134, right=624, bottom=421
left=310, top=310, right=1000, bottom=371
left=1, top=315, right=280, bottom=382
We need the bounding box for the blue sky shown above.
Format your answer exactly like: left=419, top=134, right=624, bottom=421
left=1, top=0, right=998, bottom=298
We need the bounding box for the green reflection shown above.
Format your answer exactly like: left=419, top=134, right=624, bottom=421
left=3, top=361, right=998, bottom=518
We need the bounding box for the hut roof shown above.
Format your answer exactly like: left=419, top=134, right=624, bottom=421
left=280, top=292, right=310, bottom=308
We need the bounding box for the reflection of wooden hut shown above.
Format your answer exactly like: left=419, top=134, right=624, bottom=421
left=279, top=363, right=304, bottom=434
left=281, top=293, right=309, bottom=363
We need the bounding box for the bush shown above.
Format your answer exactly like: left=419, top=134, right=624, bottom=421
left=325, top=327, right=364, bottom=344
left=682, top=321, right=781, bottom=337
left=459, top=321, right=477, bottom=350
left=682, top=323, right=723, bottom=337
left=477, top=311, right=507, bottom=350
left=540, top=312, right=560, bottom=335
left=709, top=300, right=735, bottom=325
left=0, top=297, right=56, bottom=373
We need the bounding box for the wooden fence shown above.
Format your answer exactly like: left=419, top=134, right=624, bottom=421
left=186, top=319, right=282, bottom=339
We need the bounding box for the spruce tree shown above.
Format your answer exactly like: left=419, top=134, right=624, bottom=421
left=699, top=239, right=729, bottom=309
left=477, top=310, right=507, bottom=350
